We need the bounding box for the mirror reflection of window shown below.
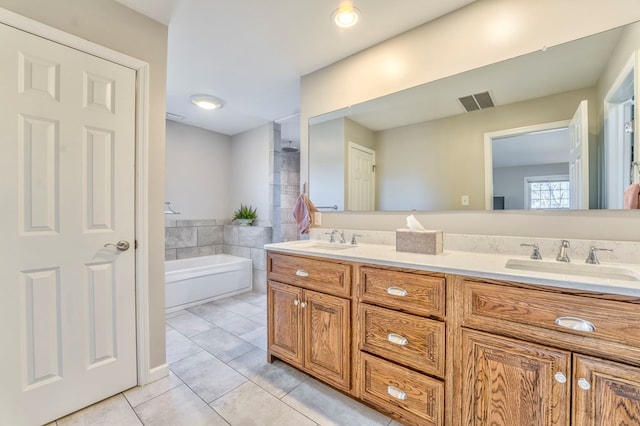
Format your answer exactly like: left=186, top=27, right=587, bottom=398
left=526, top=177, right=570, bottom=210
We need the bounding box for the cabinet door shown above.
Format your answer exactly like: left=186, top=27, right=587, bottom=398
left=303, top=289, right=351, bottom=390
left=267, top=281, right=303, bottom=366
left=462, top=329, right=571, bottom=426
left=573, top=355, right=640, bottom=425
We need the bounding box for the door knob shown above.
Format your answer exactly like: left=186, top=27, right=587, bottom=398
left=104, top=240, right=130, bottom=251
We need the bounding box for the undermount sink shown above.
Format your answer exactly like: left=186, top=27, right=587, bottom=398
left=505, top=258, right=640, bottom=282
left=304, top=242, right=354, bottom=251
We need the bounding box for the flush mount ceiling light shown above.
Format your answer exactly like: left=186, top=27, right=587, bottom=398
left=190, top=94, right=224, bottom=110
left=332, top=2, right=360, bottom=28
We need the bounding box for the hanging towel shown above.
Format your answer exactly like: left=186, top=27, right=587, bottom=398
left=292, top=194, right=317, bottom=234
left=623, top=183, right=640, bottom=209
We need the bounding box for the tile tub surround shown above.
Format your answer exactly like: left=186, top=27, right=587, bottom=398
left=166, top=218, right=272, bottom=293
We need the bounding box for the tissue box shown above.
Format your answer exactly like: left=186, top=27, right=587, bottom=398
left=396, top=229, right=443, bottom=255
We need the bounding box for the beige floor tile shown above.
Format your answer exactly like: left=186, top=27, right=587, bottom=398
left=282, top=378, right=391, bottom=426
left=170, top=350, right=247, bottom=403
left=214, top=298, right=265, bottom=318
left=239, top=326, right=267, bottom=350
left=123, top=371, right=183, bottom=408
left=210, top=381, right=317, bottom=426
left=227, top=348, right=308, bottom=398
left=57, top=394, right=141, bottom=426
left=165, top=327, right=203, bottom=363
left=134, top=384, right=227, bottom=426
left=191, top=327, right=256, bottom=362
left=166, top=311, right=218, bottom=337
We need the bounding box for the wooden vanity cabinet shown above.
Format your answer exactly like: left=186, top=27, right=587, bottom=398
left=458, top=279, right=640, bottom=425
left=356, top=265, right=447, bottom=426
left=267, top=253, right=352, bottom=391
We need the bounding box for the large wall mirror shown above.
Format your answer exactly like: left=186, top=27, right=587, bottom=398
left=309, top=21, right=640, bottom=212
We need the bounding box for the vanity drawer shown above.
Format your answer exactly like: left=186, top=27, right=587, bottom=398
left=267, top=252, right=351, bottom=297
left=358, top=266, right=445, bottom=318
left=360, top=352, right=444, bottom=426
left=359, top=304, right=445, bottom=377
left=462, top=280, right=640, bottom=349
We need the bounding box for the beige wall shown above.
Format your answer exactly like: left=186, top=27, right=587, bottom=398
left=309, top=118, right=345, bottom=209
left=166, top=121, right=232, bottom=220
left=301, top=0, right=640, bottom=242
left=0, top=0, right=169, bottom=368
left=376, top=87, right=597, bottom=210
left=230, top=123, right=274, bottom=226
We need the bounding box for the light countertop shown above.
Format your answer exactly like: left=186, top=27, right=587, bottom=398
left=265, top=240, right=640, bottom=297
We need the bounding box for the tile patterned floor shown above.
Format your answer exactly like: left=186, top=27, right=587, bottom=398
left=53, top=292, right=403, bottom=426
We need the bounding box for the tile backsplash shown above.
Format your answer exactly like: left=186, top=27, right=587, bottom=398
left=309, top=228, right=640, bottom=264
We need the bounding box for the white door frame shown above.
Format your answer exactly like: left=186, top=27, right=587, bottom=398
left=0, top=8, right=157, bottom=385
left=603, top=51, right=638, bottom=209
left=484, top=120, right=570, bottom=210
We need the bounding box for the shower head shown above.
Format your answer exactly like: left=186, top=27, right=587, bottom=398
left=282, top=140, right=299, bottom=153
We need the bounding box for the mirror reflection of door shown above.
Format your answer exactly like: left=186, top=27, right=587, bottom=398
left=604, top=52, right=638, bottom=208
left=347, top=142, right=376, bottom=211
left=486, top=101, right=589, bottom=210
left=569, top=100, right=589, bottom=209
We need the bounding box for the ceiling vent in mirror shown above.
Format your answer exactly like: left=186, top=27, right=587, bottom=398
left=458, top=91, right=495, bottom=112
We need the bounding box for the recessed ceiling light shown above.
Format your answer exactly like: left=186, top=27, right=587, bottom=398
left=332, top=4, right=360, bottom=28
left=190, top=94, right=224, bottom=110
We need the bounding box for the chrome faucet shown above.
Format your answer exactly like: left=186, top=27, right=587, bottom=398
left=556, top=240, right=570, bottom=263
left=520, top=243, right=542, bottom=260
left=585, top=246, right=613, bottom=264
left=330, top=229, right=346, bottom=244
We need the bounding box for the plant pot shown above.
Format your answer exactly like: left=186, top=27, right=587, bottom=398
left=236, top=219, right=254, bottom=226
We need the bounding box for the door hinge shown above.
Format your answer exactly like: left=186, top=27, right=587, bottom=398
left=134, top=240, right=138, bottom=249
left=372, top=165, right=376, bottom=172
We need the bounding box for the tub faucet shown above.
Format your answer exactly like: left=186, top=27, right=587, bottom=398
left=556, top=240, right=570, bottom=263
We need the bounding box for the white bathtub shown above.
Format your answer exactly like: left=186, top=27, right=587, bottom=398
left=165, top=254, right=252, bottom=312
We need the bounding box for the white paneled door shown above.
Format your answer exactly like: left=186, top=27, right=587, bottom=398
left=569, top=100, right=589, bottom=209
left=0, top=23, right=137, bottom=425
left=347, top=142, right=376, bottom=211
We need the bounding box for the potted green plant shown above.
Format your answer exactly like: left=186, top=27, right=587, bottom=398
left=232, top=204, right=258, bottom=225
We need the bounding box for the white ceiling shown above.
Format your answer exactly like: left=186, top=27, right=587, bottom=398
left=492, top=129, right=570, bottom=168
left=114, top=0, right=477, bottom=136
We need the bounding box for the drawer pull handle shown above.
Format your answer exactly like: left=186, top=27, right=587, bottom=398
left=386, top=287, right=408, bottom=297
left=555, top=317, right=595, bottom=332
left=387, top=333, right=409, bottom=346
left=387, top=386, right=407, bottom=401
left=295, top=269, right=309, bottom=277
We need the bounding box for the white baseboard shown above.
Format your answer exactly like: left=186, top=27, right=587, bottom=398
left=145, top=364, right=169, bottom=384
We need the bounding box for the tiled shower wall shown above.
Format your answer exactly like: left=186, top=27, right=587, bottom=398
left=165, top=218, right=272, bottom=293
left=272, top=124, right=301, bottom=243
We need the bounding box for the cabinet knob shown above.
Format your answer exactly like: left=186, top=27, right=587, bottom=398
left=554, top=372, right=567, bottom=384
left=300, top=301, right=307, bottom=308
left=555, top=317, right=595, bottom=332
left=577, top=378, right=591, bottom=390
left=295, top=269, right=309, bottom=277
left=387, top=385, right=407, bottom=401
left=293, top=299, right=300, bottom=306
left=386, top=287, right=408, bottom=297
left=387, top=333, right=409, bottom=346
